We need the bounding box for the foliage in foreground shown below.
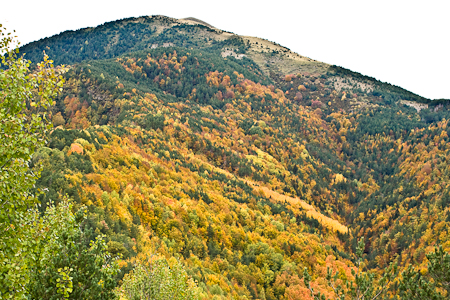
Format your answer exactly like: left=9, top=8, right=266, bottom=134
left=1, top=27, right=120, bottom=300
left=0, top=25, right=64, bottom=299
left=304, top=237, right=450, bottom=300
left=116, top=257, right=202, bottom=300
left=398, top=245, right=450, bottom=300
left=26, top=200, right=120, bottom=300
left=304, top=238, right=397, bottom=300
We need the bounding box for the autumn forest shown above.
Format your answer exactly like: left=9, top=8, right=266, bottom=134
left=2, top=15, right=450, bottom=300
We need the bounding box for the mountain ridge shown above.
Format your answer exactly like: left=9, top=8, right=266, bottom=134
left=20, top=15, right=443, bottom=104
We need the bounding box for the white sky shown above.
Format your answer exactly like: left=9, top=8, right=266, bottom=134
left=1, top=0, right=449, bottom=99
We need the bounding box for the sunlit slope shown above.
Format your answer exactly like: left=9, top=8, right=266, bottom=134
left=186, top=153, right=348, bottom=233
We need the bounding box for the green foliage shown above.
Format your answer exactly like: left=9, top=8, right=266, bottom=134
left=398, top=265, right=444, bottom=300
left=399, top=245, right=450, bottom=299
left=19, top=16, right=255, bottom=69
left=1, top=27, right=118, bottom=300
left=116, top=257, right=201, bottom=300
left=142, top=113, right=165, bottom=131
left=427, top=246, right=450, bottom=295
left=19, top=17, right=158, bottom=65
left=0, top=25, right=64, bottom=299
left=26, top=200, right=120, bottom=300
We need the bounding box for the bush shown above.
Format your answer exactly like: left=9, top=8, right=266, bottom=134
left=116, top=257, right=202, bottom=300
left=27, top=200, right=120, bottom=300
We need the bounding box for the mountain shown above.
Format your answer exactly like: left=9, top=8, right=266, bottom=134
left=21, top=15, right=450, bottom=299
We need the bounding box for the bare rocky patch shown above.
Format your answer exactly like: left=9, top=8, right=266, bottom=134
left=331, top=76, right=374, bottom=93
left=400, top=100, right=428, bottom=112
left=221, top=49, right=246, bottom=59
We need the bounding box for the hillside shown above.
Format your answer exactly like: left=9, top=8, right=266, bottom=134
left=20, top=14, right=438, bottom=106
left=19, top=15, right=450, bottom=299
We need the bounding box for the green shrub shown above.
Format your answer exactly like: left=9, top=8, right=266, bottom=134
left=116, top=257, right=202, bottom=300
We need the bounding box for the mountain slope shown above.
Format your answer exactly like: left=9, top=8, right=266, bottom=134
left=20, top=15, right=450, bottom=299
left=21, top=15, right=436, bottom=106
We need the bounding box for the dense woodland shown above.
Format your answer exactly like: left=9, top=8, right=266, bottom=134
left=3, top=15, right=450, bottom=299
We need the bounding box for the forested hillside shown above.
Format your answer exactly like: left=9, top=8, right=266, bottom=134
left=9, top=15, right=450, bottom=299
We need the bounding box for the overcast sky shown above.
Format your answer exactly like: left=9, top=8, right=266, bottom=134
left=1, top=0, right=449, bottom=99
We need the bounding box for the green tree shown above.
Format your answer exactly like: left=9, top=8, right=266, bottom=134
left=427, top=246, right=450, bottom=296
left=304, top=237, right=397, bottom=300
left=398, top=264, right=444, bottom=300
left=398, top=245, right=450, bottom=299
left=0, top=25, right=64, bottom=299
left=26, top=200, right=120, bottom=300
left=116, top=257, right=202, bottom=300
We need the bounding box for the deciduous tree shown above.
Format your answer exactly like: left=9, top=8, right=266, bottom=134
left=116, top=257, right=202, bottom=300
left=0, top=25, right=64, bottom=299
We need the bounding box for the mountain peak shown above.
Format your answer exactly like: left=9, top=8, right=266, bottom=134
left=180, top=17, right=214, bottom=28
